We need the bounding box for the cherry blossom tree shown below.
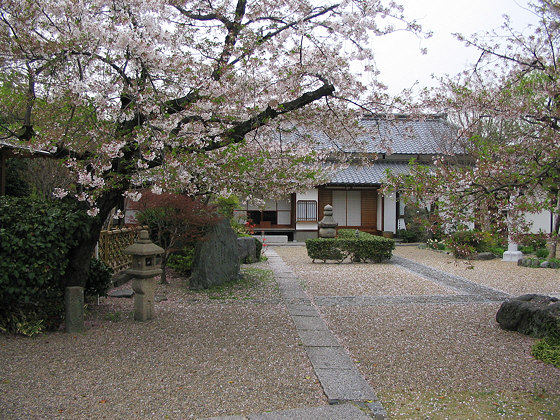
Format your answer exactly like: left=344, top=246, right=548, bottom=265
left=0, top=0, right=424, bottom=288
left=386, top=0, right=560, bottom=257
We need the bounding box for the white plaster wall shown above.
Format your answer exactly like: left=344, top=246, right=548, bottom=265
left=296, top=221, right=318, bottom=231
left=525, top=210, right=553, bottom=234
left=296, top=189, right=318, bottom=201
left=383, top=193, right=397, bottom=233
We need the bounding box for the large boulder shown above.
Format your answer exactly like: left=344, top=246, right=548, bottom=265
left=237, top=237, right=257, bottom=263
left=496, top=294, right=560, bottom=338
left=189, top=219, right=241, bottom=289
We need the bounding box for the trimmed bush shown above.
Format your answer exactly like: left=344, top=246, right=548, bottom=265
left=306, top=235, right=395, bottom=263
left=0, top=196, right=91, bottom=334
left=306, top=238, right=347, bottom=263
left=396, top=229, right=422, bottom=243
left=85, top=259, right=113, bottom=297
left=167, top=245, right=196, bottom=275
left=337, top=229, right=374, bottom=239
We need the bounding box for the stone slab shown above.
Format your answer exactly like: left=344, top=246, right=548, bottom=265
left=286, top=304, right=320, bottom=317
left=314, top=368, right=378, bottom=403
left=298, top=330, right=341, bottom=347
left=108, top=289, right=134, bottom=298
left=284, top=297, right=312, bottom=306
left=305, top=346, right=356, bottom=370
left=291, top=315, right=330, bottom=331
left=278, top=286, right=308, bottom=300
left=367, top=401, right=388, bottom=420
left=247, top=403, right=373, bottom=420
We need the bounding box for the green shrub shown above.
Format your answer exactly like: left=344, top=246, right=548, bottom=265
left=306, top=235, right=395, bottom=263
left=306, top=238, right=347, bottom=263
left=532, top=325, right=560, bottom=368
left=520, top=233, right=548, bottom=250
left=489, top=247, right=505, bottom=258
left=167, top=245, right=196, bottom=275
left=337, top=229, right=374, bottom=239
left=519, top=245, right=535, bottom=254
left=342, top=237, right=395, bottom=263
left=536, top=248, right=550, bottom=258
left=447, top=230, right=501, bottom=259
left=0, top=196, right=90, bottom=334
left=426, top=239, right=446, bottom=250
left=85, top=259, right=113, bottom=297
left=396, top=229, right=422, bottom=243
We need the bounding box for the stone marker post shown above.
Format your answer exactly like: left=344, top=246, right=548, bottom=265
left=124, top=230, right=164, bottom=321
left=65, top=286, right=84, bottom=333
left=318, top=204, right=338, bottom=238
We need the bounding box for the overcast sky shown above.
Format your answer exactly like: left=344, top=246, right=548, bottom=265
left=369, top=0, right=541, bottom=94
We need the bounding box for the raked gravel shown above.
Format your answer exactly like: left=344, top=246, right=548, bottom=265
left=0, top=266, right=325, bottom=420
left=394, top=246, right=560, bottom=296
left=273, top=246, right=458, bottom=297
left=1, top=246, right=559, bottom=419
left=273, top=245, right=560, bottom=397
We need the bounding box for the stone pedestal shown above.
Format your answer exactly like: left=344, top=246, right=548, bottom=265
left=503, top=242, right=523, bottom=262
left=65, top=286, right=84, bottom=333
left=318, top=204, right=338, bottom=238
left=132, top=278, right=156, bottom=321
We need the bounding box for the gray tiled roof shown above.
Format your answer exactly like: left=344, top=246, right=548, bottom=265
left=328, top=161, right=412, bottom=185
left=291, top=114, right=460, bottom=155
left=359, top=115, right=459, bottom=155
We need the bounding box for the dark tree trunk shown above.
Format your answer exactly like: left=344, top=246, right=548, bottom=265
left=550, top=201, right=560, bottom=259
left=61, top=189, right=124, bottom=288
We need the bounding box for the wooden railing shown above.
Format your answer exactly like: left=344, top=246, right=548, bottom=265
left=97, top=227, right=144, bottom=272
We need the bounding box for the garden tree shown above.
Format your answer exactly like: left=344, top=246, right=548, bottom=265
left=134, top=191, right=220, bottom=284
left=386, top=0, right=560, bottom=257
left=0, top=0, right=425, bottom=289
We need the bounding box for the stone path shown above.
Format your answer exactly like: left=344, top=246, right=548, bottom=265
left=207, top=248, right=513, bottom=420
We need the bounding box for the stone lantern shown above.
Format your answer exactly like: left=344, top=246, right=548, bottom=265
left=500, top=208, right=523, bottom=263
left=318, top=204, right=338, bottom=238
left=124, top=230, right=164, bottom=321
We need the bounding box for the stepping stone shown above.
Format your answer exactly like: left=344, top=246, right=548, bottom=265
left=108, top=289, right=134, bottom=298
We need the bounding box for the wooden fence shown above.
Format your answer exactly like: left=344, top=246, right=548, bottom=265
left=97, top=227, right=144, bottom=272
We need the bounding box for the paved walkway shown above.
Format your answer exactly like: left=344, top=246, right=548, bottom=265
left=206, top=248, right=513, bottom=420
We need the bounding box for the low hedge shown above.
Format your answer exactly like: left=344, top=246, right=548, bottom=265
left=306, top=235, right=395, bottom=263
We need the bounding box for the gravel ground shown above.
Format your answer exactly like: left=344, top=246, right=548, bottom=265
left=394, top=246, right=560, bottom=296
left=0, top=266, right=325, bottom=420
left=272, top=247, right=457, bottom=297
left=2, top=245, right=559, bottom=419
left=273, top=245, right=560, bottom=412
left=322, top=304, right=560, bottom=392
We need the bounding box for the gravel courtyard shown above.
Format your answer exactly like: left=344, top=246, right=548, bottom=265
left=1, top=245, right=559, bottom=419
